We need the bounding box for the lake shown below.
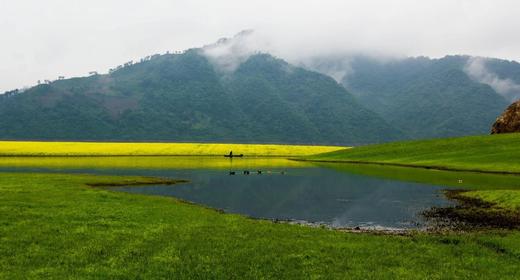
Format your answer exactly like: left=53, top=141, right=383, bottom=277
left=0, top=157, right=461, bottom=229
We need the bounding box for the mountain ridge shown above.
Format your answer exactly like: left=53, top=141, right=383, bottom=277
left=0, top=50, right=401, bottom=145
left=303, top=54, right=512, bottom=139
left=2, top=32, right=519, bottom=144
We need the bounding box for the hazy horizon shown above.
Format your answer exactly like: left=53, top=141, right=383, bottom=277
left=2, top=0, right=520, bottom=92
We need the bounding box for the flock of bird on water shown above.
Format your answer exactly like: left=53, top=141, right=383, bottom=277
left=225, top=150, right=287, bottom=176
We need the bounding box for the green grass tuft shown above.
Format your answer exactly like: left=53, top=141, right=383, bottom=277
left=306, top=133, right=520, bottom=174
left=2, top=172, right=520, bottom=278
left=464, top=190, right=520, bottom=210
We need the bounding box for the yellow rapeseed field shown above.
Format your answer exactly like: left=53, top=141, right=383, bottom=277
left=0, top=141, right=346, bottom=157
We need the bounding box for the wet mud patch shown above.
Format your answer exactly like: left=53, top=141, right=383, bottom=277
left=87, top=177, right=189, bottom=187
left=424, top=189, right=520, bottom=230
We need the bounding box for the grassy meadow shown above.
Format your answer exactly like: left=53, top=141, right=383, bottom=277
left=0, top=141, right=345, bottom=157
left=307, top=134, right=520, bottom=216
left=305, top=133, right=520, bottom=174
left=2, top=136, right=520, bottom=278
left=2, top=172, right=520, bottom=279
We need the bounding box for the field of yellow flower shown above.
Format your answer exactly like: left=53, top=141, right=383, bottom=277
left=0, top=141, right=346, bottom=157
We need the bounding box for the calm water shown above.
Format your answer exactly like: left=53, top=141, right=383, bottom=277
left=112, top=168, right=451, bottom=229
left=0, top=157, right=454, bottom=229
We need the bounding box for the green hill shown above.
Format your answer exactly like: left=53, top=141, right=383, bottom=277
left=4, top=32, right=520, bottom=144
left=307, top=55, right=511, bottom=139
left=305, top=133, right=520, bottom=174
left=0, top=51, right=400, bottom=145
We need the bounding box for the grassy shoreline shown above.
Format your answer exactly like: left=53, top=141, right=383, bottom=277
left=295, top=158, right=520, bottom=175
left=424, top=189, right=520, bottom=230
left=2, top=172, right=520, bottom=278
left=304, top=134, right=520, bottom=224
left=86, top=177, right=189, bottom=187
left=304, top=133, right=520, bottom=174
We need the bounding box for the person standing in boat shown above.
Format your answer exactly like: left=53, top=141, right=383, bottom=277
left=225, top=151, right=243, bottom=157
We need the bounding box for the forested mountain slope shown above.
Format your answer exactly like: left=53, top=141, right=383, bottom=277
left=0, top=51, right=400, bottom=145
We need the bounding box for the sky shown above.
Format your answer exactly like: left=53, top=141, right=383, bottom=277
left=1, top=0, right=520, bottom=92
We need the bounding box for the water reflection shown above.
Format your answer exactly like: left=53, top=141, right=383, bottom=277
left=0, top=156, right=312, bottom=170
left=0, top=156, right=485, bottom=229
left=111, top=167, right=452, bottom=229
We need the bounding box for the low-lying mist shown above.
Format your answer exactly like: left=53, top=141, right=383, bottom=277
left=201, top=30, right=520, bottom=103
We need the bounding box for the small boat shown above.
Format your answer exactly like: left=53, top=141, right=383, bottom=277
left=224, top=151, right=243, bottom=158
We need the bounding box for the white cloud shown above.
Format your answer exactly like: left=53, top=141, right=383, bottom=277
left=1, top=0, right=520, bottom=92
left=465, top=57, right=520, bottom=102
left=202, top=30, right=268, bottom=73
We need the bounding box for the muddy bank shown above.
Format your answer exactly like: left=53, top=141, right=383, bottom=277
left=424, top=189, right=520, bottom=230
left=87, top=178, right=189, bottom=187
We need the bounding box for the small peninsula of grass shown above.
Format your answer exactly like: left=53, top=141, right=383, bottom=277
left=0, top=141, right=345, bottom=157
left=304, top=133, right=520, bottom=174
left=2, top=172, right=520, bottom=278
left=86, top=177, right=188, bottom=187
left=464, top=190, right=520, bottom=211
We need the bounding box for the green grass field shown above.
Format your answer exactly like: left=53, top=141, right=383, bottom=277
left=2, top=172, right=520, bottom=279
left=2, top=136, right=520, bottom=278
left=306, top=133, right=520, bottom=211
left=305, top=133, right=520, bottom=174
left=0, top=141, right=345, bottom=157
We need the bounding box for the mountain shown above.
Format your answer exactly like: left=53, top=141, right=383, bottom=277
left=3, top=29, right=520, bottom=144
left=0, top=50, right=401, bottom=145
left=305, top=55, right=512, bottom=139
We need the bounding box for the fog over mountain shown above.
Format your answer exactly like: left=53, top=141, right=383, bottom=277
left=0, top=31, right=513, bottom=143
left=465, top=57, right=520, bottom=102
left=2, top=0, right=520, bottom=93
left=200, top=31, right=520, bottom=104
left=2, top=0, right=519, bottom=143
